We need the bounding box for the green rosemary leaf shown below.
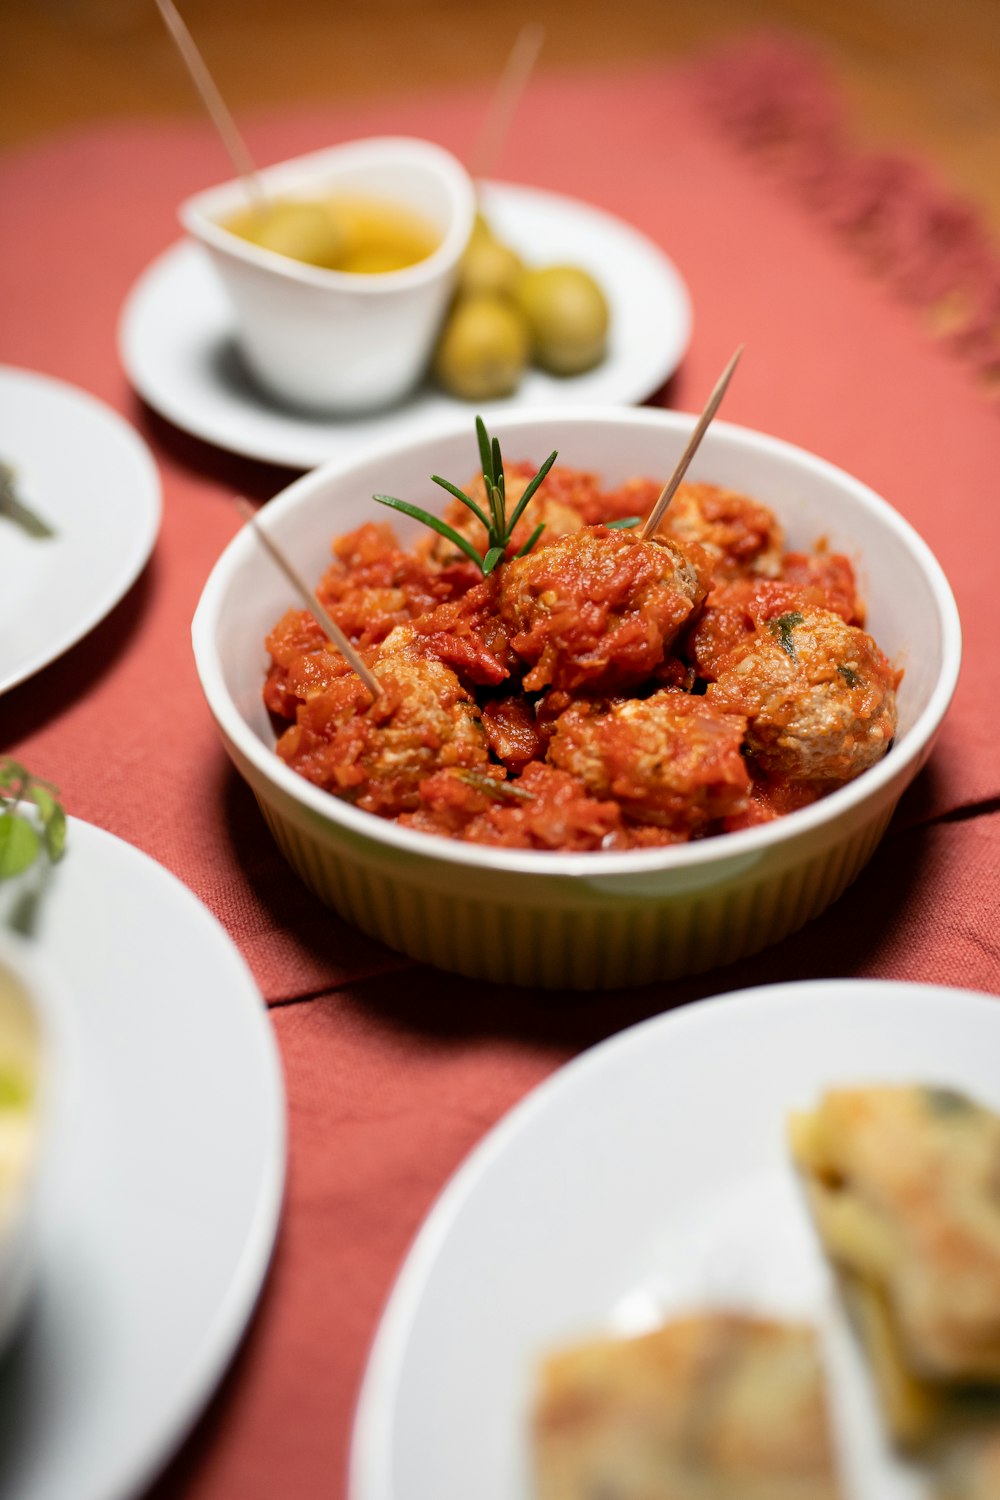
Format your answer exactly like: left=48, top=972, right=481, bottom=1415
left=0, top=761, right=27, bottom=796
left=837, top=664, right=861, bottom=687
left=457, top=770, right=534, bottom=802
left=0, top=815, right=40, bottom=881
left=605, top=515, right=641, bottom=530
left=0, top=759, right=67, bottom=884
left=476, top=416, right=494, bottom=489
left=430, top=475, right=491, bottom=532
left=487, top=477, right=505, bottom=542
left=514, top=522, right=546, bottom=560
left=372, top=495, right=486, bottom=569
left=25, top=781, right=66, bottom=859
left=0, top=462, right=56, bottom=540
left=374, top=418, right=557, bottom=576
left=506, top=448, right=558, bottom=533
left=768, top=611, right=804, bottom=659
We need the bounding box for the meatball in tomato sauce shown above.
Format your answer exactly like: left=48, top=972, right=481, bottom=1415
left=500, top=525, right=711, bottom=693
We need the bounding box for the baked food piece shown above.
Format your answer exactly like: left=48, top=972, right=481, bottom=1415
left=789, top=1085, right=1000, bottom=1448
left=935, top=1432, right=1000, bottom=1498
left=532, top=1311, right=842, bottom=1499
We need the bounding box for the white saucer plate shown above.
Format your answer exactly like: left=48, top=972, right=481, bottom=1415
left=0, top=819, right=286, bottom=1500
left=350, top=979, right=1000, bottom=1500
left=0, top=367, right=161, bottom=697
left=119, top=180, right=692, bottom=470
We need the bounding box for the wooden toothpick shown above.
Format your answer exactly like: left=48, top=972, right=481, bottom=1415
left=235, top=500, right=382, bottom=701
left=154, top=0, right=265, bottom=206
left=640, top=345, right=745, bottom=540
left=468, top=23, right=546, bottom=183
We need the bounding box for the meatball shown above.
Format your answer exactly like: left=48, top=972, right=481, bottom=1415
left=500, top=525, right=711, bottom=693
left=548, top=690, right=751, bottom=836
left=779, top=550, right=864, bottom=625
left=687, top=578, right=833, bottom=682
left=706, top=605, right=900, bottom=783
left=655, top=481, right=784, bottom=579
left=274, top=625, right=488, bottom=815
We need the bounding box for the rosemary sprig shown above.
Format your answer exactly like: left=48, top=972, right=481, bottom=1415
left=0, top=461, right=56, bottom=539
left=456, top=769, right=535, bottom=802
left=0, top=760, right=67, bottom=881
left=373, top=416, right=557, bottom=576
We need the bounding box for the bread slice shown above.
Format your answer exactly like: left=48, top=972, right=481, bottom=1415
left=532, top=1311, right=842, bottom=1499
left=789, top=1085, right=1000, bottom=1448
left=935, top=1432, right=1000, bottom=1498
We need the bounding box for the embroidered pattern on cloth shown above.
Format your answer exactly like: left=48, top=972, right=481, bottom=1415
left=698, top=37, right=1000, bottom=391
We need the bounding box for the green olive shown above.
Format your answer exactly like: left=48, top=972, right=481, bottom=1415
left=515, top=265, right=610, bottom=375
left=226, top=199, right=344, bottom=268
left=456, top=215, right=525, bottom=299
left=433, top=293, right=530, bottom=401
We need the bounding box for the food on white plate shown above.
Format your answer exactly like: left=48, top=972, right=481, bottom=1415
left=0, top=459, right=55, bottom=540
left=790, top=1085, right=1000, bottom=1449
left=263, top=421, right=900, bottom=851
left=454, top=211, right=525, bottom=298
left=532, top=1312, right=843, bottom=1500
left=0, top=759, right=67, bottom=883
left=431, top=291, right=530, bottom=400
left=935, top=1432, right=1000, bottom=1498
left=180, top=137, right=476, bottom=413
left=0, top=962, right=38, bottom=1236
left=515, top=263, right=610, bottom=375
left=221, top=192, right=440, bottom=274
left=433, top=215, right=610, bottom=398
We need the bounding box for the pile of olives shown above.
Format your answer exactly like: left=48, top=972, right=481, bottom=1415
left=432, top=214, right=610, bottom=401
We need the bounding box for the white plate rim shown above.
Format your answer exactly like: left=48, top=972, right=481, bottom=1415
left=0, top=367, right=162, bottom=697
left=118, top=179, right=693, bottom=470
left=349, top=977, right=1000, bottom=1500
left=0, top=817, right=286, bottom=1500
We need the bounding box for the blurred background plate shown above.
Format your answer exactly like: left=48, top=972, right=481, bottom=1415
left=0, top=368, right=161, bottom=697
left=350, top=979, right=1000, bottom=1500
left=118, top=180, right=692, bottom=470
left=0, top=819, right=286, bottom=1500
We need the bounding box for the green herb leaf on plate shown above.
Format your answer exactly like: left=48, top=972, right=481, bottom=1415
left=0, top=461, right=56, bottom=540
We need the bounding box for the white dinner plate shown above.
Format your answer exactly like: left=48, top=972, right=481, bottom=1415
left=350, top=979, right=1000, bottom=1500
left=0, top=819, right=285, bottom=1500
left=0, top=368, right=161, bottom=697
left=118, top=180, right=692, bottom=470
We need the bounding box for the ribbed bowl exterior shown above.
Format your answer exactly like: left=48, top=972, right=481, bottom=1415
left=194, top=408, right=961, bottom=992
left=253, top=783, right=897, bottom=989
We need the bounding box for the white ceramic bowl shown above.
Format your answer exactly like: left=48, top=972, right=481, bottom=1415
left=192, top=408, right=961, bottom=989
left=0, top=932, right=66, bottom=1350
left=179, top=137, right=476, bottom=414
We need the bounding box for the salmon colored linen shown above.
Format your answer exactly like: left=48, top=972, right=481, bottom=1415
left=1, top=42, right=999, bottom=1500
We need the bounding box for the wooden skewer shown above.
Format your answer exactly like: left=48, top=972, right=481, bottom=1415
left=154, top=0, right=265, bottom=206
left=468, top=23, right=546, bottom=183
left=640, top=345, right=745, bottom=540
left=235, top=499, right=382, bottom=700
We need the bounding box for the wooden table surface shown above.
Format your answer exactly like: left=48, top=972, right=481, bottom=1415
left=5, top=0, right=1000, bottom=235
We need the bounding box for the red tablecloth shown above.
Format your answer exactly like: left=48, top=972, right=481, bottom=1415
left=2, top=37, right=999, bottom=1500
